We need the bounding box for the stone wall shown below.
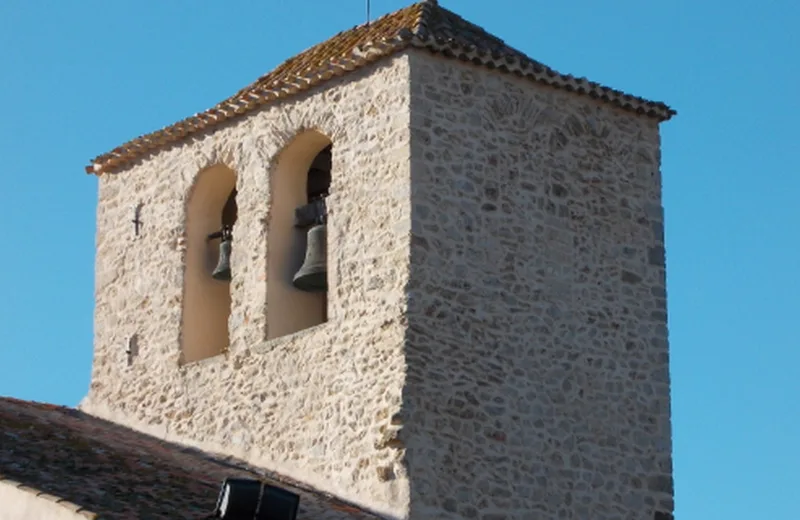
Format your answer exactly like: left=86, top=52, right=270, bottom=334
left=0, top=480, right=90, bottom=520
left=83, top=55, right=415, bottom=517
left=401, top=51, right=673, bottom=519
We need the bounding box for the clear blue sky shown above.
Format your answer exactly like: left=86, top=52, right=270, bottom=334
left=0, top=1, right=797, bottom=518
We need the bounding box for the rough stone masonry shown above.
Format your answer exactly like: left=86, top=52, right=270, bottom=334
left=82, top=48, right=673, bottom=519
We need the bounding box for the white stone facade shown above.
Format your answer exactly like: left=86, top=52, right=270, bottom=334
left=83, top=49, right=673, bottom=519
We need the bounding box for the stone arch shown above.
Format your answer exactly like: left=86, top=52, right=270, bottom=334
left=181, top=163, right=238, bottom=363
left=266, top=129, right=332, bottom=339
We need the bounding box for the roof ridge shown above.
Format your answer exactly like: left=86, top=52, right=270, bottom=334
left=415, top=1, right=503, bottom=44
left=231, top=3, right=423, bottom=101
left=411, top=0, right=438, bottom=39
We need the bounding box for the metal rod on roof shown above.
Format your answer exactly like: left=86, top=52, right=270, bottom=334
left=366, top=0, right=371, bottom=25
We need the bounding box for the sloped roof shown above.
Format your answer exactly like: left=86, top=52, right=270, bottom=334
left=85, top=0, right=675, bottom=175
left=0, top=397, right=380, bottom=519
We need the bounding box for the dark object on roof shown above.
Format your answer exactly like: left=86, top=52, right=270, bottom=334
left=85, top=0, right=675, bottom=175
left=0, top=397, right=380, bottom=519
left=213, top=477, right=300, bottom=520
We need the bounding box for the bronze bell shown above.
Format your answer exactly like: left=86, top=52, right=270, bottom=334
left=292, top=224, right=327, bottom=292
left=208, top=226, right=233, bottom=281
left=209, top=191, right=237, bottom=282
left=212, top=237, right=232, bottom=281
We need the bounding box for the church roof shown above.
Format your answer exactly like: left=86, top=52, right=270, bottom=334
left=85, top=0, right=675, bottom=175
left=0, top=397, right=380, bottom=519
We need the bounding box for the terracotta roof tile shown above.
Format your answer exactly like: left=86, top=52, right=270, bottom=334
left=85, top=0, right=675, bottom=175
left=0, top=397, right=381, bottom=519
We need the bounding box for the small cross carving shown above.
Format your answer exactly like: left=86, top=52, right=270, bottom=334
left=132, top=203, right=144, bottom=237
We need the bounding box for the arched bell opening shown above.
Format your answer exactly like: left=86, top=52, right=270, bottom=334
left=267, top=131, right=331, bottom=340
left=181, top=164, right=237, bottom=363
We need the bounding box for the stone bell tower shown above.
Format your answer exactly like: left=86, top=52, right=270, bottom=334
left=81, top=1, right=676, bottom=519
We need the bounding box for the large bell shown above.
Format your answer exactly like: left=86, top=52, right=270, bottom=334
left=212, top=238, right=233, bottom=281
left=293, top=224, right=327, bottom=292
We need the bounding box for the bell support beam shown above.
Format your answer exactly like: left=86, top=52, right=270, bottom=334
left=293, top=198, right=327, bottom=228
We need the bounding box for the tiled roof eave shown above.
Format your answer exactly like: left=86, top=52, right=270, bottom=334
left=85, top=3, right=675, bottom=176
left=85, top=37, right=413, bottom=176
left=408, top=34, right=676, bottom=122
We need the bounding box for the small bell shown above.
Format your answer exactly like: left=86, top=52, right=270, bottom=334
left=212, top=238, right=232, bottom=281
left=292, top=224, right=327, bottom=292
left=208, top=226, right=233, bottom=281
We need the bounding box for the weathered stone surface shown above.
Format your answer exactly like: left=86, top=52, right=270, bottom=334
left=83, top=48, right=673, bottom=520
left=401, top=51, right=673, bottom=519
